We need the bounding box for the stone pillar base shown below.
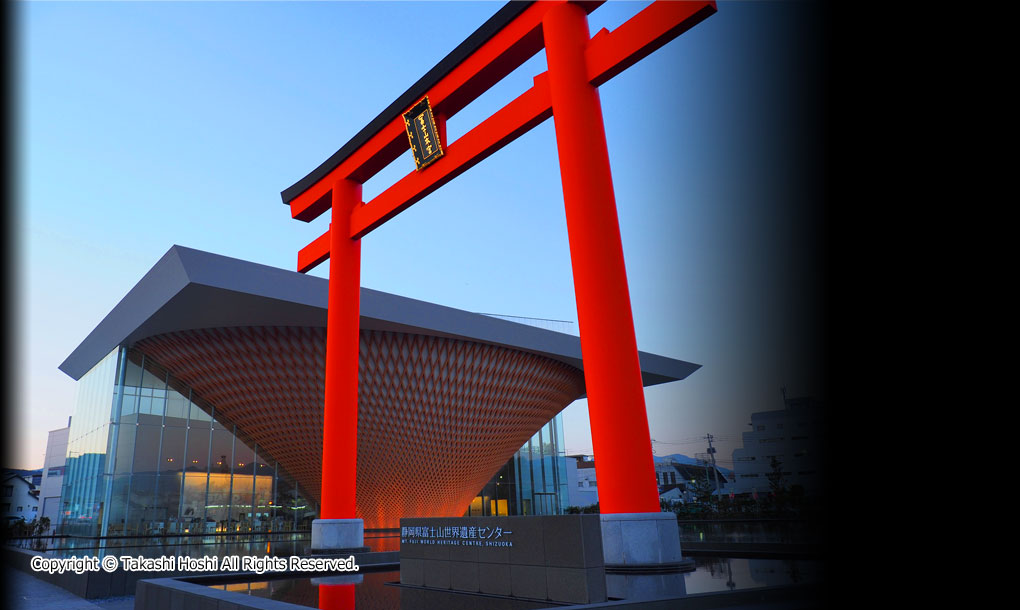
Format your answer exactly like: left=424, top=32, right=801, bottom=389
left=600, top=513, right=692, bottom=572
left=310, top=518, right=368, bottom=555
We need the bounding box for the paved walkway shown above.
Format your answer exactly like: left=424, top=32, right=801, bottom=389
left=3, top=566, right=135, bottom=610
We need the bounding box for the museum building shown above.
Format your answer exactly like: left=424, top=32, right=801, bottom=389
left=55, top=246, right=697, bottom=543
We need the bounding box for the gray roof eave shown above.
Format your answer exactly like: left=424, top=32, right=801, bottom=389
left=59, top=246, right=701, bottom=387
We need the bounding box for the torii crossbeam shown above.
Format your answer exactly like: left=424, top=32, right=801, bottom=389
left=281, top=0, right=716, bottom=555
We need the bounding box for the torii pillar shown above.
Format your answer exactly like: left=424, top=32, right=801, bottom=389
left=545, top=2, right=683, bottom=567
left=310, top=178, right=367, bottom=555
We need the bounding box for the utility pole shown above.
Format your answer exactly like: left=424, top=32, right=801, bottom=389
left=698, top=456, right=711, bottom=491
left=706, top=434, right=721, bottom=492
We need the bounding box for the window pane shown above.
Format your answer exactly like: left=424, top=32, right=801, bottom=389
left=155, top=474, right=183, bottom=533
left=209, top=428, right=233, bottom=475
left=127, top=474, right=156, bottom=535
left=231, top=438, right=255, bottom=532
left=132, top=425, right=161, bottom=474
left=159, top=426, right=186, bottom=473
left=113, top=424, right=136, bottom=475
left=181, top=473, right=208, bottom=532
left=165, top=387, right=189, bottom=421
left=184, top=424, right=211, bottom=473
left=106, top=475, right=131, bottom=536
left=206, top=472, right=231, bottom=531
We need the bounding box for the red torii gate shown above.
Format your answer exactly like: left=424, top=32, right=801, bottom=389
left=282, top=0, right=716, bottom=534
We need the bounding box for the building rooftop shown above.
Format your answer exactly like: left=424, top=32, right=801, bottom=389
left=60, top=245, right=700, bottom=386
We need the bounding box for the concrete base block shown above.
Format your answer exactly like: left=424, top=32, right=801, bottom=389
left=424, top=559, right=451, bottom=589
left=400, top=558, right=424, bottom=586
left=478, top=562, right=511, bottom=596
left=311, top=518, right=367, bottom=554
left=600, top=512, right=685, bottom=569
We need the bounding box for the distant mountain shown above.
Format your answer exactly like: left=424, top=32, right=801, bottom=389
left=652, top=452, right=699, bottom=465
left=653, top=453, right=733, bottom=477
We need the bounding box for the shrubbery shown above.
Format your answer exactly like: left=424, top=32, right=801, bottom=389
left=2, top=516, right=52, bottom=550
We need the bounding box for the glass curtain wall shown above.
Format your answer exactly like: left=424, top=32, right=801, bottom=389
left=58, top=349, right=121, bottom=536
left=466, top=415, right=569, bottom=517
left=60, top=346, right=571, bottom=542
left=58, top=347, right=317, bottom=540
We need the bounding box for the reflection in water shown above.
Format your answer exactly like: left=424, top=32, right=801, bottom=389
left=683, top=556, right=823, bottom=594
left=606, top=571, right=687, bottom=601
left=213, top=570, right=401, bottom=610
left=318, top=583, right=355, bottom=610
left=212, top=557, right=823, bottom=609
left=216, top=569, right=548, bottom=610
left=678, top=520, right=825, bottom=545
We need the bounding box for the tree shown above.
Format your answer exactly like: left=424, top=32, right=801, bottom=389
left=766, top=456, right=791, bottom=512
left=31, top=517, right=51, bottom=550
left=766, top=456, right=787, bottom=495
left=691, top=477, right=716, bottom=508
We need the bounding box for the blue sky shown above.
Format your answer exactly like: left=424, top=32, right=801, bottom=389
left=12, top=1, right=826, bottom=472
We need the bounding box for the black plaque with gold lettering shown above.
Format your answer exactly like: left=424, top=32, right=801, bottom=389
left=403, top=96, right=444, bottom=171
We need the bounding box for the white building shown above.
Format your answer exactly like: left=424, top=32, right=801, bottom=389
left=2, top=471, right=41, bottom=524
left=39, top=419, right=71, bottom=530
left=656, top=458, right=729, bottom=504
left=730, top=396, right=825, bottom=497
left=565, top=454, right=598, bottom=508
left=655, top=460, right=681, bottom=487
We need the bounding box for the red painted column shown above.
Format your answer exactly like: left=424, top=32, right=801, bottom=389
left=544, top=1, right=660, bottom=514
left=321, top=179, right=362, bottom=519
